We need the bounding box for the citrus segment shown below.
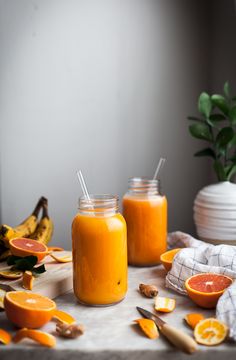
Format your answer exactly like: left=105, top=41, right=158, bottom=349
left=4, top=291, right=56, bottom=328
left=50, top=251, right=72, bottom=263
left=53, top=309, right=76, bottom=325
left=194, top=318, right=228, bottom=346
left=160, top=248, right=181, bottom=271
left=135, top=318, right=159, bottom=339
left=13, top=328, right=56, bottom=348
left=23, top=271, right=35, bottom=290
left=184, top=313, right=205, bottom=329
left=155, top=296, right=176, bottom=313
left=185, top=273, right=233, bottom=308
left=0, top=329, right=11, bottom=345
left=0, top=270, right=23, bottom=279
left=9, top=238, right=48, bottom=263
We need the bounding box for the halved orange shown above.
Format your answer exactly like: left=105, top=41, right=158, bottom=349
left=155, top=296, right=176, bottom=313
left=4, top=291, right=56, bottom=328
left=9, top=238, right=48, bottom=263
left=135, top=319, right=159, bottom=339
left=0, top=329, right=11, bottom=345
left=160, top=248, right=181, bottom=271
left=13, top=328, right=56, bottom=348
left=185, top=273, right=233, bottom=309
left=194, top=318, right=228, bottom=346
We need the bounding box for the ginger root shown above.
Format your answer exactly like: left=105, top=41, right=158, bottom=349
left=139, top=283, right=158, bottom=298
left=56, top=322, right=84, bottom=339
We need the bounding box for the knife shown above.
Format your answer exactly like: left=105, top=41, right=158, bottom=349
left=137, top=307, right=197, bottom=354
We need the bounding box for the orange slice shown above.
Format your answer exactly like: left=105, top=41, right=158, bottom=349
left=13, top=328, right=56, bottom=348
left=53, top=309, right=76, bottom=325
left=0, top=270, right=23, bottom=279
left=184, top=313, right=205, bottom=329
left=50, top=251, right=72, bottom=263
left=135, top=318, right=159, bottom=339
left=185, top=273, right=233, bottom=309
left=9, top=238, right=48, bottom=263
left=4, top=291, right=56, bottom=328
left=47, top=246, right=64, bottom=252
left=0, top=288, right=6, bottom=309
left=0, top=329, right=11, bottom=345
left=23, top=271, right=35, bottom=290
left=155, top=296, right=176, bottom=313
left=160, top=248, right=181, bottom=272
left=194, top=318, right=228, bottom=346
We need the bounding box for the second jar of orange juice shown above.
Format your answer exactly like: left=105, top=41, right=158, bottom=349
left=123, top=178, right=167, bottom=266
left=72, top=195, right=127, bottom=306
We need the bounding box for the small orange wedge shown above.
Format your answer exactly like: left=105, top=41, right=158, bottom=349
left=135, top=318, right=159, bottom=339
left=53, top=309, right=76, bottom=325
left=194, top=318, right=228, bottom=346
left=0, top=270, right=23, bottom=279
left=160, top=248, right=181, bottom=271
left=9, top=238, right=48, bottom=263
left=23, top=271, right=35, bottom=290
left=0, top=329, right=11, bottom=345
left=13, top=328, right=56, bottom=348
left=4, top=291, right=56, bottom=328
left=184, top=313, right=205, bottom=329
left=155, top=296, right=176, bottom=313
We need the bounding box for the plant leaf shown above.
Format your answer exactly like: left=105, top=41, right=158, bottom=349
left=216, top=127, right=234, bottom=148
left=8, top=255, right=38, bottom=271
left=7, top=255, right=23, bottom=266
left=232, top=96, right=236, bottom=101
left=189, top=123, right=212, bottom=141
left=194, top=148, right=216, bottom=159
left=187, top=116, right=204, bottom=122
left=227, top=164, right=236, bottom=181
left=214, top=160, right=226, bottom=181
left=211, top=94, right=229, bottom=115
left=229, top=106, right=236, bottom=124
left=209, top=114, right=226, bottom=122
left=224, top=81, right=230, bottom=98
left=32, top=264, right=46, bottom=275
left=198, top=92, right=212, bottom=118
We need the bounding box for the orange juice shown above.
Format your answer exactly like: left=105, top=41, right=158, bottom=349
left=72, top=195, right=127, bottom=306
left=123, top=178, right=167, bottom=266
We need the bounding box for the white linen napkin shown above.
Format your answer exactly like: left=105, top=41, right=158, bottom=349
left=166, top=231, right=236, bottom=340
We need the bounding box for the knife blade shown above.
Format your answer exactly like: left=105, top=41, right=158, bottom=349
left=136, top=307, right=197, bottom=354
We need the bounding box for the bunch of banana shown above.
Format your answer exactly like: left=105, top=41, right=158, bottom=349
left=0, top=197, right=45, bottom=248
left=29, top=201, right=54, bottom=245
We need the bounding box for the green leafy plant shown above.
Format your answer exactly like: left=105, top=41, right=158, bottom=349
left=7, top=255, right=46, bottom=275
left=188, top=81, right=236, bottom=181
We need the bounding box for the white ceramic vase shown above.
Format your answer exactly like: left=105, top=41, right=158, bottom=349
left=194, top=181, right=236, bottom=245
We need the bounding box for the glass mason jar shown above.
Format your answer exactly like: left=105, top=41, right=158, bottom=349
left=72, top=194, right=127, bottom=306
left=123, top=178, right=167, bottom=266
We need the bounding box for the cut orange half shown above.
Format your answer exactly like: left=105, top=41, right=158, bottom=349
left=155, top=296, right=176, bottom=313
left=185, top=273, right=233, bottom=308
left=194, top=318, right=228, bottom=346
left=9, top=238, right=48, bottom=263
left=160, top=248, right=181, bottom=272
left=135, top=318, right=159, bottom=339
left=4, top=291, right=56, bottom=329
left=13, top=328, right=56, bottom=348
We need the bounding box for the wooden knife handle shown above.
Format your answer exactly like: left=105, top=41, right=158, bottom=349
left=160, top=323, right=198, bottom=354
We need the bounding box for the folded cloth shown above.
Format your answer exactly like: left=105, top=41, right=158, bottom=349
left=166, top=231, right=236, bottom=340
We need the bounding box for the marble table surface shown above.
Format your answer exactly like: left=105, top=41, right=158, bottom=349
left=0, top=266, right=235, bottom=360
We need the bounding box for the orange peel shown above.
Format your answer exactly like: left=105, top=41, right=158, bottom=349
left=184, top=313, right=205, bottom=329
left=0, top=329, right=11, bottom=345
left=23, top=271, right=35, bottom=290
left=155, top=296, right=176, bottom=313
left=13, top=328, right=56, bottom=348
left=53, top=309, right=76, bottom=325
left=135, top=318, right=159, bottom=339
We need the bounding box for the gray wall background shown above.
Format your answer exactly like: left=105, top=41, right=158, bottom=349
left=1, top=0, right=232, bottom=248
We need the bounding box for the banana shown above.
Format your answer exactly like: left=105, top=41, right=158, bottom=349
left=29, top=201, right=53, bottom=245
left=0, top=197, right=46, bottom=248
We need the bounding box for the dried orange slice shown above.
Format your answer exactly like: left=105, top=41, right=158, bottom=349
left=50, top=251, right=72, bottom=263
left=194, top=318, right=228, bottom=346
left=184, top=313, right=205, bottom=329
left=160, top=248, right=181, bottom=271
left=135, top=318, right=159, bottom=339
left=155, top=296, right=176, bottom=313
left=0, top=329, right=11, bottom=345
left=13, top=328, right=56, bottom=348
left=53, top=309, right=76, bottom=325
left=0, top=270, right=23, bottom=279
left=9, top=238, right=48, bottom=263
left=4, top=291, right=56, bottom=328
left=185, top=273, right=233, bottom=309
left=0, top=288, right=6, bottom=309
left=23, top=271, right=35, bottom=290
left=47, top=246, right=64, bottom=252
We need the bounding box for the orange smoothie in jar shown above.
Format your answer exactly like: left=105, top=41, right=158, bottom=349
left=123, top=178, right=167, bottom=266
left=72, top=195, right=127, bottom=306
